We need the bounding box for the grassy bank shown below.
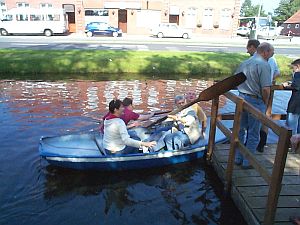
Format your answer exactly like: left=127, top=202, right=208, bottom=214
left=0, top=49, right=293, bottom=81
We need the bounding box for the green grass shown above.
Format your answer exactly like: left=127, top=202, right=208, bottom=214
left=0, top=49, right=293, bottom=81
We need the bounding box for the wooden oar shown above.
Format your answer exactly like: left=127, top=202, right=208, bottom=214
left=153, top=110, right=172, bottom=115
left=145, top=72, right=246, bottom=128
left=84, top=110, right=172, bottom=123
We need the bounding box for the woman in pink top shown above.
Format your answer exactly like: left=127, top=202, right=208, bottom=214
left=121, top=97, right=154, bottom=127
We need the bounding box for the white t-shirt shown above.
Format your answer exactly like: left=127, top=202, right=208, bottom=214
left=268, top=56, right=280, bottom=80
left=103, top=118, right=141, bottom=152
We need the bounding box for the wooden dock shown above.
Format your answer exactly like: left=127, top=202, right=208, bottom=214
left=212, top=143, right=300, bottom=225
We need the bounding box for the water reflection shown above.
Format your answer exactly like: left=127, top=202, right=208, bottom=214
left=43, top=161, right=239, bottom=224
left=0, top=79, right=227, bottom=128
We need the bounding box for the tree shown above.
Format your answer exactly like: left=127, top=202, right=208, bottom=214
left=274, top=0, right=300, bottom=22
left=240, top=0, right=252, bottom=16
left=240, top=0, right=267, bottom=17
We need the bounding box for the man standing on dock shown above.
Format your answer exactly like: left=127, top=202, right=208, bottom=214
left=246, top=39, right=280, bottom=152
left=234, top=42, right=274, bottom=169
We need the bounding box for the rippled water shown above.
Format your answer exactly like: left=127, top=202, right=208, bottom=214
left=1, top=79, right=291, bottom=225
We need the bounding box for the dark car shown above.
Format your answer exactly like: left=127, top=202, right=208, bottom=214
left=85, top=22, right=122, bottom=37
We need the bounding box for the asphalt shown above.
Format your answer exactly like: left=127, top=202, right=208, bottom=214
left=0, top=34, right=299, bottom=57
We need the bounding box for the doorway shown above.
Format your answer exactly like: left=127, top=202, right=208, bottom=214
left=169, top=15, right=179, bottom=25
left=118, top=9, right=127, bottom=33
left=63, top=4, right=76, bottom=33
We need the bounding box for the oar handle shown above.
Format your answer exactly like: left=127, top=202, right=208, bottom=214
left=145, top=100, right=198, bottom=128
left=154, top=110, right=172, bottom=115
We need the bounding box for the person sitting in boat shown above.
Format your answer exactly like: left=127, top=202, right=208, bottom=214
left=164, top=105, right=202, bottom=151
left=100, top=97, right=154, bottom=133
left=121, top=97, right=155, bottom=128
left=103, top=99, right=156, bottom=155
left=150, top=95, right=202, bottom=151
left=185, top=91, right=207, bottom=138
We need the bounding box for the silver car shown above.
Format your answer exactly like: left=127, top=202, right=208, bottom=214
left=150, top=23, right=192, bottom=39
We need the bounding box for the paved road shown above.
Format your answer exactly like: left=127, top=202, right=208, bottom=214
left=0, top=35, right=299, bottom=57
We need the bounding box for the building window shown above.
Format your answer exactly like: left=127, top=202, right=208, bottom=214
left=219, top=8, right=231, bottom=30
left=17, top=2, right=29, bottom=8
left=85, top=9, right=108, bottom=16
left=84, top=9, right=109, bottom=25
left=296, top=24, right=299, bottom=29
left=0, top=1, right=6, bottom=17
left=203, top=8, right=213, bottom=29
left=287, top=24, right=291, bottom=28
left=40, top=3, right=52, bottom=8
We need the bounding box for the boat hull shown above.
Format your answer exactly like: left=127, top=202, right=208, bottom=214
left=43, top=147, right=206, bottom=171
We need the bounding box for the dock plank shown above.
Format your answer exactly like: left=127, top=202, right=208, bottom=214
left=246, top=196, right=300, bottom=209
left=212, top=144, right=300, bottom=225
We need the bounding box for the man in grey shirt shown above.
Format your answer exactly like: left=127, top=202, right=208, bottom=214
left=235, top=42, right=274, bottom=169
left=246, top=39, right=280, bottom=152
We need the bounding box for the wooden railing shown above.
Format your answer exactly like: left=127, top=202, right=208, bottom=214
left=207, top=86, right=293, bottom=225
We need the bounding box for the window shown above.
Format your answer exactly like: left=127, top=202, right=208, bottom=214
left=219, top=8, right=231, bottom=30
left=30, top=14, right=44, bottom=21
left=85, top=9, right=109, bottom=16
left=16, top=14, right=28, bottom=21
left=17, top=2, right=29, bottom=7
left=0, top=1, right=6, bottom=16
left=46, top=14, right=60, bottom=21
left=170, top=24, right=178, bottom=29
left=98, top=22, right=108, bottom=30
left=296, top=24, right=299, bottom=29
left=40, top=3, right=52, bottom=8
left=1, top=14, right=12, bottom=21
left=203, top=8, right=213, bottom=29
left=84, top=9, right=109, bottom=25
left=287, top=24, right=291, bottom=28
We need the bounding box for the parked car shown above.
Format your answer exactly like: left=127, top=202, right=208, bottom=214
left=150, top=23, right=192, bottom=39
left=236, top=27, right=250, bottom=37
left=257, top=27, right=279, bottom=37
left=85, top=22, right=122, bottom=37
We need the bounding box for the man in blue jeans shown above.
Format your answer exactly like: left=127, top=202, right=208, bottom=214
left=235, top=42, right=274, bottom=169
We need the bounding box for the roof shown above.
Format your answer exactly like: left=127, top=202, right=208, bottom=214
left=284, top=10, right=300, bottom=24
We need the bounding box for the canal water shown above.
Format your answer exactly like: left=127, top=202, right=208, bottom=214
left=0, top=79, right=290, bottom=225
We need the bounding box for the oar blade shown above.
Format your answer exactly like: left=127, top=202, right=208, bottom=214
left=198, top=72, right=246, bottom=101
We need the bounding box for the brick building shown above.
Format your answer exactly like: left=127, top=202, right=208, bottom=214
left=0, top=0, right=241, bottom=36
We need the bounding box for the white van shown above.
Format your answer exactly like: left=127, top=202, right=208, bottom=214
left=0, top=8, right=68, bottom=36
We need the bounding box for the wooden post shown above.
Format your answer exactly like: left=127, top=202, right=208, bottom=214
left=263, top=127, right=292, bottom=225
left=207, top=97, right=219, bottom=161
left=225, top=98, right=244, bottom=192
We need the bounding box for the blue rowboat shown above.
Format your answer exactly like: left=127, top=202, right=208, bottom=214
left=39, top=118, right=232, bottom=171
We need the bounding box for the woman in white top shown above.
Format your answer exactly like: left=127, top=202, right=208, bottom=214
left=103, top=99, right=156, bottom=155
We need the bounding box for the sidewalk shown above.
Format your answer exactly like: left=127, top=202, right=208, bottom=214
left=68, top=32, right=300, bottom=47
